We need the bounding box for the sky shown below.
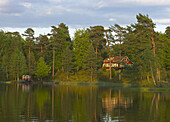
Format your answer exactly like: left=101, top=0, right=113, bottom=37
left=0, top=0, right=170, bottom=38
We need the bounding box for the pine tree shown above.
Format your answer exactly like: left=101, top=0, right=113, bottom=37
left=73, top=29, right=90, bottom=70
left=84, top=44, right=97, bottom=82
left=62, top=47, right=73, bottom=79
left=49, top=23, right=71, bottom=78
left=87, top=26, right=106, bottom=59
left=124, top=13, right=157, bottom=85
left=35, top=57, right=50, bottom=80
left=9, top=48, right=27, bottom=81
left=22, top=28, right=35, bottom=75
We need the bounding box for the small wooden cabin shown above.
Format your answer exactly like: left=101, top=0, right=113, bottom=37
left=22, top=75, right=31, bottom=81
left=103, top=56, right=133, bottom=70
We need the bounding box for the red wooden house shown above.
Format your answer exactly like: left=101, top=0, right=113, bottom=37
left=102, top=56, right=133, bottom=70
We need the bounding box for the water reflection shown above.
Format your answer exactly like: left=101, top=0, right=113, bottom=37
left=102, top=89, right=133, bottom=121
left=21, top=84, right=31, bottom=92
left=0, top=84, right=170, bottom=122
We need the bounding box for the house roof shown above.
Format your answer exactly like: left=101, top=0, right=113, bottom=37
left=104, top=56, right=133, bottom=64
left=104, top=56, right=127, bottom=62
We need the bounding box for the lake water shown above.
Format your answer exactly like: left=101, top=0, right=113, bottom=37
left=0, top=83, right=170, bottom=122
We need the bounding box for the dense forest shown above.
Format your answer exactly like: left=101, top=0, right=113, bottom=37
left=0, top=14, right=169, bottom=86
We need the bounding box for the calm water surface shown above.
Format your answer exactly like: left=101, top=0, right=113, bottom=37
left=0, top=83, right=170, bottom=122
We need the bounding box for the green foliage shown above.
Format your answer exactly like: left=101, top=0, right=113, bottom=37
left=9, top=48, right=28, bottom=80
left=73, top=29, right=90, bottom=70
left=62, top=47, right=73, bottom=79
left=36, top=34, right=49, bottom=58
left=110, top=24, right=126, bottom=56
left=49, top=23, right=72, bottom=74
left=0, top=15, right=169, bottom=85
left=35, top=57, right=50, bottom=80
left=123, top=13, right=157, bottom=85
left=84, top=44, right=97, bottom=82
left=97, top=68, right=116, bottom=82
left=0, top=31, right=28, bottom=81
left=28, top=52, right=37, bottom=75
left=87, top=26, right=106, bottom=66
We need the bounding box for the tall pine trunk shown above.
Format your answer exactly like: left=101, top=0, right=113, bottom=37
left=96, top=46, right=97, bottom=59
left=67, top=70, right=69, bottom=80
left=151, top=30, right=158, bottom=84
left=91, top=64, right=93, bottom=82
left=52, top=47, right=55, bottom=79
left=119, top=40, right=122, bottom=81
left=151, top=66, right=157, bottom=86
left=29, top=41, right=30, bottom=75
left=106, top=31, right=112, bottom=80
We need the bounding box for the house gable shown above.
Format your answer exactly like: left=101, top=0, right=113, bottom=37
left=103, top=56, right=133, bottom=69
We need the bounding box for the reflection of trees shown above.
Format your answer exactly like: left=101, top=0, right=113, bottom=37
left=102, top=89, right=133, bottom=121
left=53, top=86, right=100, bottom=122
left=102, top=91, right=133, bottom=110
left=35, top=87, right=49, bottom=121
left=125, top=92, right=170, bottom=122
left=0, top=85, right=170, bottom=122
left=0, top=84, right=27, bottom=122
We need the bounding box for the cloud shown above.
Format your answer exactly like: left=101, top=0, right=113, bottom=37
left=154, top=19, right=170, bottom=24
left=119, top=0, right=170, bottom=6
left=21, top=2, right=32, bottom=8
left=0, top=0, right=25, bottom=14
left=92, top=0, right=170, bottom=8
left=0, top=1, right=8, bottom=6
left=0, top=0, right=169, bottom=34
left=96, top=1, right=108, bottom=8
left=2, top=26, right=76, bottom=38
left=109, top=18, right=116, bottom=22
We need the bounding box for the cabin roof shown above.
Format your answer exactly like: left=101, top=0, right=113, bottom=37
left=104, top=56, right=129, bottom=62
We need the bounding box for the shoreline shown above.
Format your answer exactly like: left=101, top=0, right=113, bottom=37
left=0, top=81, right=170, bottom=91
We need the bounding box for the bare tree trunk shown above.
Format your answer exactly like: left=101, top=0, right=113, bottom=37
left=147, top=73, right=150, bottom=83
left=119, top=69, right=121, bottom=81
left=96, top=45, right=97, bottom=59
left=151, top=66, right=157, bottom=86
left=91, top=64, right=93, bottom=82
left=119, top=40, right=121, bottom=81
left=109, top=53, right=112, bottom=80
left=17, top=73, right=19, bottom=81
left=151, top=30, right=159, bottom=84
left=158, top=68, right=161, bottom=82
left=29, top=42, right=30, bottom=75
left=67, top=71, right=69, bottom=80
left=107, top=32, right=112, bottom=80
left=52, top=47, right=55, bottom=79
left=156, top=67, right=160, bottom=82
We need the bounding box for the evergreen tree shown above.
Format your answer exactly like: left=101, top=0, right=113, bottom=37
left=165, top=26, right=170, bottom=69
left=73, top=29, right=90, bottom=70
left=36, top=34, right=49, bottom=58
left=110, top=24, right=126, bottom=56
left=124, top=13, right=157, bottom=85
left=9, top=48, right=27, bottom=81
left=35, top=57, right=50, bottom=80
left=49, top=23, right=71, bottom=78
left=84, top=44, right=97, bottom=82
left=0, top=31, right=11, bottom=79
left=87, top=26, right=106, bottom=59
left=62, top=47, right=73, bottom=79
left=28, top=52, right=37, bottom=76
left=22, top=28, right=35, bottom=75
